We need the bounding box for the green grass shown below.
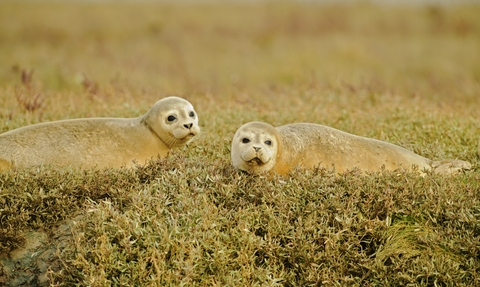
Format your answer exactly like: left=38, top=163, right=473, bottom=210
left=0, top=1, right=479, bottom=286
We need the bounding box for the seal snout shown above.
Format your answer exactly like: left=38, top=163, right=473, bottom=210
left=244, top=146, right=267, bottom=166
left=182, top=122, right=199, bottom=138
left=247, top=157, right=264, bottom=166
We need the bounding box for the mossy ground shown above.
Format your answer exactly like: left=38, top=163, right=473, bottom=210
left=0, top=1, right=479, bottom=286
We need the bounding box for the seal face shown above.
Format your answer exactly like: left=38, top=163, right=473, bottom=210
left=231, top=122, right=280, bottom=174
left=0, top=96, right=200, bottom=170
left=231, top=121, right=471, bottom=176
left=143, top=96, right=200, bottom=149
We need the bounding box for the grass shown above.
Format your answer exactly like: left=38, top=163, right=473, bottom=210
left=0, top=1, right=479, bottom=286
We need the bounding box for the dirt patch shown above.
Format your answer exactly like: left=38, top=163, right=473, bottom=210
left=0, top=222, right=72, bottom=287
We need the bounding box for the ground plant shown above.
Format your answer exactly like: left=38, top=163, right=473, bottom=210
left=0, top=1, right=479, bottom=286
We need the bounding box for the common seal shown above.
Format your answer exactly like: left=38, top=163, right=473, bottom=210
left=0, top=96, right=200, bottom=170
left=231, top=121, right=471, bottom=175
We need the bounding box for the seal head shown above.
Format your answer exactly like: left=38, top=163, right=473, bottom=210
left=231, top=121, right=281, bottom=174
left=143, top=96, right=200, bottom=149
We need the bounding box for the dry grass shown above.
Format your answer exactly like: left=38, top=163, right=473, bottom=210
left=0, top=1, right=479, bottom=286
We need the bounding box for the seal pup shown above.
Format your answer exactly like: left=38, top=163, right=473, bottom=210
left=231, top=121, right=471, bottom=175
left=0, top=96, right=200, bottom=170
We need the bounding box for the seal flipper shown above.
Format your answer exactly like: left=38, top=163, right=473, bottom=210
left=431, top=159, right=471, bottom=175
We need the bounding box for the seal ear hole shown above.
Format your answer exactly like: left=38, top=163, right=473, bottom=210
left=242, top=138, right=250, bottom=144
left=265, top=140, right=272, bottom=146
left=167, top=115, right=177, bottom=123
left=189, top=111, right=196, bottom=118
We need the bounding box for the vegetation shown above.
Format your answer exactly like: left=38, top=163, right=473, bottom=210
left=0, top=1, right=479, bottom=286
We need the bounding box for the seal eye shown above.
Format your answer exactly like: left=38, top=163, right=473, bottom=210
left=167, top=115, right=177, bottom=122
left=242, top=138, right=250, bottom=144
left=265, top=140, right=272, bottom=146
left=189, top=111, right=195, bottom=118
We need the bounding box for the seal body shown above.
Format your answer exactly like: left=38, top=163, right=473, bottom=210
left=231, top=122, right=470, bottom=175
left=0, top=96, right=200, bottom=170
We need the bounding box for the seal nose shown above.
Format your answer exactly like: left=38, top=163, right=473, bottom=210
left=184, top=123, right=193, bottom=129
left=253, top=146, right=261, bottom=152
